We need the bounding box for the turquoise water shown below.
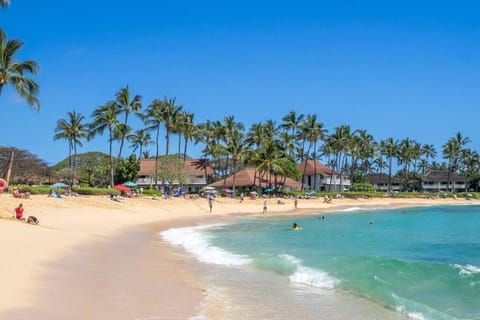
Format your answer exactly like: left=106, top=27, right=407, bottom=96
left=163, top=205, right=480, bottom=320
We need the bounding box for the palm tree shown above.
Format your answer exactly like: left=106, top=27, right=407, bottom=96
left=145, top=99, right=164, bottom=186
left=226, top=129, right=250, bottom=194
left=127, top=129, right=152, bottom=159
left=115, top=86, right=142, bottom=158
left=0, top=28, right=40, bottom=109
left=421, top=144, right=437, bottom=164
left=54, top=111, right=88, bottom=185
left=380, top=138, right=399, bottom=192
left=90, top=101, right=121, bottom=187
left=281, top=110, right=304, bottom=157
left=178, top=111, right=197, bottom=162
left=160, top=97, right=182, bottom=155
left=443, top=132, right=471, bottom=192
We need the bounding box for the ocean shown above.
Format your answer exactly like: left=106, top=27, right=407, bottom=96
left=162, top=205, right=480, bottom=320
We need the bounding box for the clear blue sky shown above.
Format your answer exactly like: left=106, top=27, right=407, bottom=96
left=1, top=0, right=479, bottom=165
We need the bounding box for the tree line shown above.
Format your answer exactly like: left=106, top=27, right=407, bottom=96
left=1, top=1, right=479, bottom=192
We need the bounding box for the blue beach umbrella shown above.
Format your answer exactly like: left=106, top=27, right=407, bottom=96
left=52, top=182, right=69, bottom=188
left=264, top=188, right=275, bottom=193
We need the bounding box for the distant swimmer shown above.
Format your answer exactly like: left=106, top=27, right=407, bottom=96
left=292, top=222, right=298, bottom=229
left=369, top=221, right=374, bottom=225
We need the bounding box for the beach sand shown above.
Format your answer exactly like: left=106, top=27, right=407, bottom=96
left=0, top=193, right=477, bottom=319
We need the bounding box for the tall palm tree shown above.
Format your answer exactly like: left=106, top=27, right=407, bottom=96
left=226, top=129, right=250, bottom=193
left=90, top=101, right=121, bottom=187
left=115, top=86, right=142, bottom=158
left=443, top=132, right=471, bottom=192
left=0, top=28, right=40, bottom=109
left=178, top=111, right=197, bottom=162
left=127, top=129, right=152, bottom=159
left=145, top=99, right=164, bottom=186
left=160, top=97, right=182, bottom=155
left=281, top=110, right=304, bottom=157
left=380, top=138, right=399, bottom=192
left=420, top=144, right=436, bottom=175
left=54, top=111, right=88, bottom=185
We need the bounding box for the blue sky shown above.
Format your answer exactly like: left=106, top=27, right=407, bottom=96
left=1, top=1, right=479, bottom=165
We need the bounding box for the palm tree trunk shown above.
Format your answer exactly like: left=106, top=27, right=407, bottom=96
left=183, top=138, right=188, bottom=162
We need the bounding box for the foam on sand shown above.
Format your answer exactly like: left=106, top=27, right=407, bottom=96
left=161, top=224, right=251, bottom=266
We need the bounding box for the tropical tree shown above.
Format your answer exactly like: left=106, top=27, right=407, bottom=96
left=281, top=110, right=304, bottom=157
left=160, top=97, right=182, bottom=155
left=90, top=101, right=121, bottom=187
left=443, top=132, right=471, bottom=192
left=127, top=129, right=152, bottom=159
left=0, top=28, right=40, bottom=109
left=144, top=99, right=164, bottom=186
left=114, top=86, right=142, bottom=158
left=380, top=138, right=399, bottom=192
left=53, top=111, right=88, bottom=185
left=225, top=129, right=250, bottom=193
left=177, top=111, right=197, bottom=162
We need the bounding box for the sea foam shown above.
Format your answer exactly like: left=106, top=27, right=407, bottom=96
left=280, top=254, right=338, bottom=289
left=161, top=225, right=251, bottom=266
left=452, top=264, right=480, bottom=276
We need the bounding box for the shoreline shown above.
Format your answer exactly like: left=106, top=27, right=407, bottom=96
left=0, top=194, right=478, bottom=319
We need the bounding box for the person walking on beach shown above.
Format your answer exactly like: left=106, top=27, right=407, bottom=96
left=263, top=200, right=268, bottom=214
left=294, top=197, right=298, bottom=209
left=208, top=197, right=213, bottom=213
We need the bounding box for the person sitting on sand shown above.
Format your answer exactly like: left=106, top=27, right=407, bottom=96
left=14, top=203, right=25, bottom=221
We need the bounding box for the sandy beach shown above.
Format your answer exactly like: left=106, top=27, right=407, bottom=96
left=0, top=193, right=478, bottom=319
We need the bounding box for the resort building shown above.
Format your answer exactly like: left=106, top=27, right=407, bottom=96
left=135, top=158, right=213, bottom=193
left=366, top=173, right=402, bottom=192
left=421, top=170, right=467, bottom=193
left=297, top=160, right=350, bottom=192
left=209, top=167, right=303, bottom=191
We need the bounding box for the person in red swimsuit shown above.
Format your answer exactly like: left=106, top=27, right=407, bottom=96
left=14, top=203, right=25, bottom=221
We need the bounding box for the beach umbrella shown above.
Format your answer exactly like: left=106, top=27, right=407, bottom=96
left=305, top=191, right=316, bottom=195
left=114, top=184, right=130, bottom=192
left=264, top=188, right=275, bottom=193
left=223, top=188, right=234, bottom=193
left=123, top=181, right=137, bottom=187
left=52, top=182, right=69, bottom=188
left=202, top=186, right=215, bottom=190
left=249, top=191, right=258, bottom=195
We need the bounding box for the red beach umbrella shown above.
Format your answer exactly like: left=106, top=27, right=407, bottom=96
left=114, top=184, right=130, bottom=192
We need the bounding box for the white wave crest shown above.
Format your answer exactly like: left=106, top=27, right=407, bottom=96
left=452, top=264, right=480, bottom=276
left=161, top=225, right=251, bottom=266
left=338, top=207, right=363, bottom=212
left=279, top=254, right=338, bottom=289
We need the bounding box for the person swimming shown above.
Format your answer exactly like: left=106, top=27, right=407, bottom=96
left=292, top=222, right=298, bottom=230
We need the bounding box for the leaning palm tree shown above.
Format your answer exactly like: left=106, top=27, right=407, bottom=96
left=90, top=101, right=121, bottom=187
left=115, top=86, right=142, bottom=158
left=0, top=28, right=40, bottom=109
left=54, top=111, right=88, bottom=185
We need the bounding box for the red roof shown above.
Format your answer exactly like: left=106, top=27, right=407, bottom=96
left=139, top=158, right=213, bottom=176
left=297, top=160, right=340, bottom=176
left=209, top=167, right=303, bottom=189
